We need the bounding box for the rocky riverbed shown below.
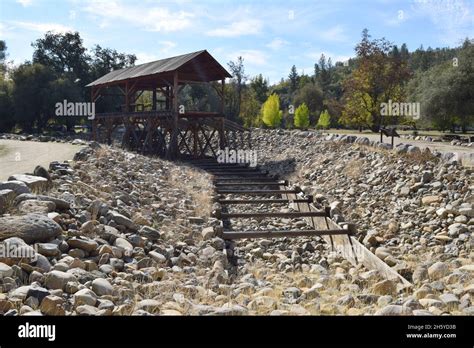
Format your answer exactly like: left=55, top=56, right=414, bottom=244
left=0, top=130, right=472, bottom=316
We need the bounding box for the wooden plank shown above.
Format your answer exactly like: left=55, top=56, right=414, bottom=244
left=215, top=181, right=287, bottom=186
left=217, top=189, right=299, bottom=195
left=218, top=198, right=312, bottom=204
left=219, top=211, right=328, bottom=219
left=222, top=229, right=349, bottom=240
left=287, top=191, right=412, bottom=288
left=214, top=177, right=278, bottom=182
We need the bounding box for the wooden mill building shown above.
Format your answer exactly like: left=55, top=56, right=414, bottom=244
left=86, top=50, right=250, bottom=159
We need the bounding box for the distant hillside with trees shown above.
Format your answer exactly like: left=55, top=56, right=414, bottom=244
left=0, top=29, right=472, bottom=134
left=234, top=29, right=473, bottom=133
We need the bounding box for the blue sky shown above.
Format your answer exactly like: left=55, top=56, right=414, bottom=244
left=1, top=0, right=473, bottom=83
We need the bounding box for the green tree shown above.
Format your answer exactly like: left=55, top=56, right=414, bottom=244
left=227, top=56, right=247, bottom=119
left=340, top=29, right=410, bottom=131
left=294, top=103, right=310, bottom=128
left=451, top=39, right=474, bottom=132
left=250, top=74, right=268, bottom=103
left=90, top=45, right=136, bottom=81
left=407, top=40, right=474, bottom=132
left=0, top=40, right=7, bottom=76
left=49, top=77, right=83, bottom=131
left=262, top=93, right=282, bottom=128
left=240, top=88, right=261, bottom=127
left=298, top=74, right=312, bottom=89
left=289, top=65, right=299, bottom=93
left=32, top=31, right=90, bottom=83
left=0, top=77, right=14, bottom=132
left=317, top=110, right=331, bottom=129
left=12, top=63, right=56, bottom=132
left=315, top=54, right=331, bottom=95
left=293, top=83, right=324, bottom=121
left=0, top=42, right=14, bottom=132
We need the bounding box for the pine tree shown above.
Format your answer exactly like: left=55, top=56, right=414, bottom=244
left=289, top=65, right=299, bottom=92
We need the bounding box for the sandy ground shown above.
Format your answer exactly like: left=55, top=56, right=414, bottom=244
left=329, top=132, right=474, bottom=156
left=0, top=139, right=84, bottom=180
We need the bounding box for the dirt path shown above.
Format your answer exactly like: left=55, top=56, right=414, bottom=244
left=0, top=139, right=84, bottom=180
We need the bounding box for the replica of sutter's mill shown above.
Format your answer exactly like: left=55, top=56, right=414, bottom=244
left=87, top=50, right=251, bottom=159
left=87, top=51, right=412, bottom=289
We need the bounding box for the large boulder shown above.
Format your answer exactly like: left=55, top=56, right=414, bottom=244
left=461, top=153, right=474, bottom=168
left=14, top=194, right=70, bottom=210
left=0, top=189, right=16, bottom=213
left=7, top=175, right=48, bottom=191
left=73, top=147, right=93, bottom=161
left=18, top=200, right=56, bottom=214
left=33, top=166, right=51, bottom=181
left=375, top=305, right=413, bottom=315
left=0, top=237, right=37, bottom=264
left=44, top=270, right=76, bottom=290
left=67, top=237, right=98, bottom=252
left=0, top=181, right=31, bottom=195
left=108, top=211, right=137, bottom=230
left=0, top=214, right=62, bottom=243
left=91, top=278, right=113, bottom=296
left=428, top=262, right=449, bottom=280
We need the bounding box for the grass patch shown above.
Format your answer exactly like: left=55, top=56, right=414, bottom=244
left=345, top=159, right=364, bottom=178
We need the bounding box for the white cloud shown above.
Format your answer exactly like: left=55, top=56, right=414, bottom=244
left=135, top=52, right=159, bottom=64
left=16, top=0, right=33, bottom=7
left=227, top=50, right=266, bottom=66
left=69, top=10, right=77, bottom=20
left=385, top=9, right=409, bottom=26
left=413, top=0, right=473, bottom=44
left=266, top=38, right=289, bottom=50
left=133, top=43, right=177, bottom=64
left=159, top=41, right=177, bottom=54
left=318, top=25, right=348, bottom=42
left=84, top=0, right=194, bottom=32
left=9, top=21, right=73, bottom=34
left=206, top=19, right=262, bottom=37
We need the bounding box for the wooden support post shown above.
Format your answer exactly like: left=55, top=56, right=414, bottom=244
left=168, top=70, right=179, bottom=159
left=220, top=79, right=225, bottom=114
left=90, top=87, right=95, bottom=141
left=91, top=119, right=97, bottom=141
left=165, top=86, right=170, bottom=110
left=248, top=130, right=252, bottom=149
left=219, top=79, right=226, bottom=150
left=125, top=82, right=130, bottom=113
left=193, top=125, right=198, bottom=158
left=152, top=88, right=157, bottom=111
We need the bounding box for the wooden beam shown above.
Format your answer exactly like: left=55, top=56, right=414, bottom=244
left=125, top=81, right=130, bottom=113
left=168, top=70, right=179, bottom=159
left=152, top=89, right=157, bottom=111
left=285, top=189, right=412, bottom=289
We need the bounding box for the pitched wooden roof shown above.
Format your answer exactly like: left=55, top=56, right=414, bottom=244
left=86, top=50, right=231, bottom=88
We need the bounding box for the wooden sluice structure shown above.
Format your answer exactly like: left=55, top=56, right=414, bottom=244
left=86, top=50, right=251, bottom=159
